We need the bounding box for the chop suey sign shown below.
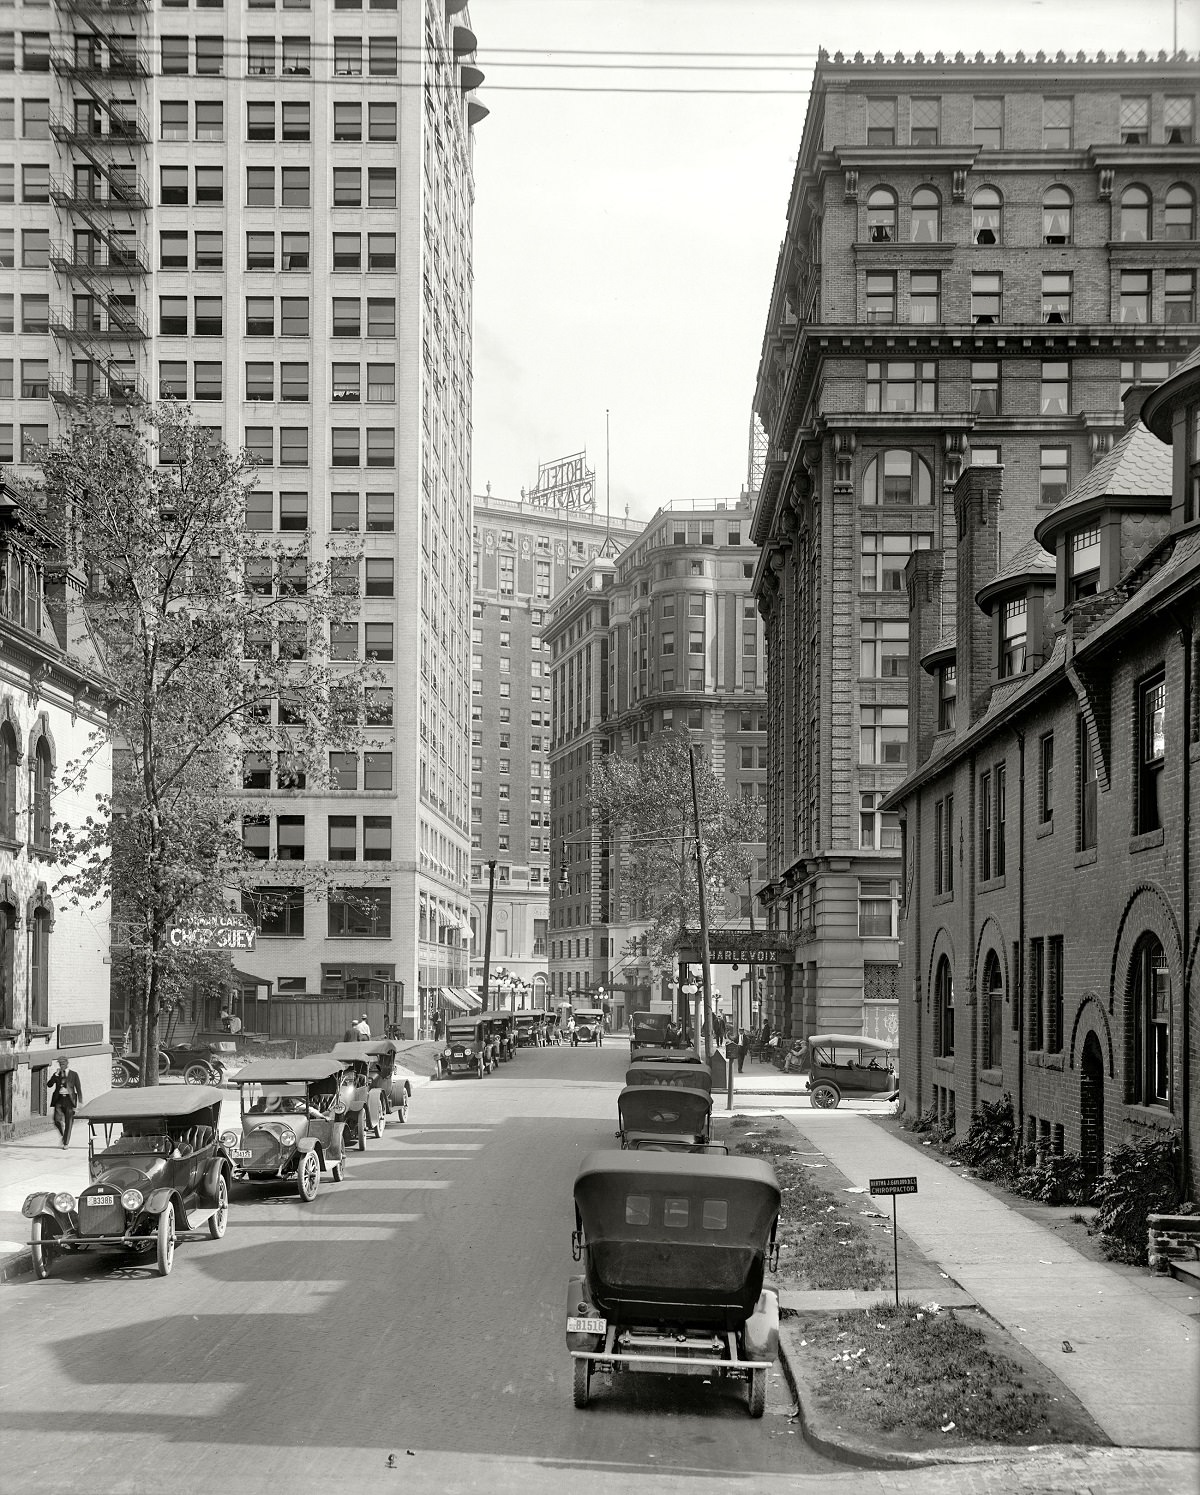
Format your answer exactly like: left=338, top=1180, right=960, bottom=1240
left=168, top=914, right=257, bottom=951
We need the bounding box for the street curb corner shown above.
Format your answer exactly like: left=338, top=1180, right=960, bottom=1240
left=0, top=1247, right=32, bottom=1283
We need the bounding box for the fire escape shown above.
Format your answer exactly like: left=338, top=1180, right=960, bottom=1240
left=48, top=0, right=150, bottom=405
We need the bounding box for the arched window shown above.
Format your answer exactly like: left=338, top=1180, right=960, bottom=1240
left=910, top=186, right=940, bottom=243
left=24, top=562, right=38, bottom=633
left=0, top=893, right=15, bottom=1029
left=866, top=186, right=897, bottom=243
left=32, top=738, right=52, bottom=851
left=1120, top=185, right=1151, bottom=242
left=983, top=952, right=1004, bottom=1069
left=1131, top=935, right=1169, bottom=1106
left=0, top=724, right=18, bottom=841
left=30, top=907, right=51, bottom=1027
left=972, top=186, right=1002, bottom=245
left=1164, top=184, right=1195, bottom=241
left=862, top=450, right=933, bottom=506
left=936, top=956, right=955, bottom=1057
left=1043, top=185, right=1073, bottom=244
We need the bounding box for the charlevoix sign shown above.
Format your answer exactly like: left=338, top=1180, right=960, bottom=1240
left=168, top=914, right=257, bottom=952
left=677, top=929, right=792, bottom=966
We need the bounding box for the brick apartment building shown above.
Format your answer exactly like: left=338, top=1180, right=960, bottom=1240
left=547, top=497, right=767, bottom=1028
left=0, top=476, right=116, bottom=1135
left=751, top=49, right=1198, bottom=1048
left=0, top=1, right=486, bottom=1037
left=886, top=350, right=1199, bottom=1194
left=467, top=464, right=639, bottom=1015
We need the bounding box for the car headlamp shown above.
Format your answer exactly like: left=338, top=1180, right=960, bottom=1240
left=278, top=1127, right=297, bottom=1147
left=219, top=1129, right=239, bottom=1148
left=121, top=1188, right=144, bottom=1211
left=332, top=1100, right=347, bottom=1117
left=443, top=1047, right=452, bottom=1058
left=53, top=1192, right=76, bottom=1213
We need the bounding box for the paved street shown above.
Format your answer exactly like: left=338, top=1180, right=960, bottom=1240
left=2, top=1042, right=1195, bottom=1495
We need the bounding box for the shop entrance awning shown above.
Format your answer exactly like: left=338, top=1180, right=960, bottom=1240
left=456, top=987, right=482, bottom=1012
left=440, top=987, right=470, bottom=1013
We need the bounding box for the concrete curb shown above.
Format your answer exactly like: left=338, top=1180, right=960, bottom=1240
left=776, top=1322, right=1053, bottom=1471
left=1, top=1241, right=32, bottom=1282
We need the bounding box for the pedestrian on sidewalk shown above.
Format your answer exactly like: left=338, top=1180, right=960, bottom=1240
left=737, top=1029, right=748, bottom=1073
left=352, top=1013, right=371, bottom=1041
left=48, top=1057, right=83, bottom=1147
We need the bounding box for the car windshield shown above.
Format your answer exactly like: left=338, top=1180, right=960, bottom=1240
left=97, top=1127, right=173, bottom=1155
left=244, top=1084, right=321, bottom=1116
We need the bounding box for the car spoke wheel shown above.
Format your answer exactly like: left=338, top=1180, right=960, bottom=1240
left=397, top=1091, right=409, bottom=1123
left=748, top=1368, right=767, bottom=1418
left=330, top=1159, right=345, bottom=1183
left=572, top=1358, right=591, bottom=1408
left=207, top=1174, right=229, bottom=1238
left=476, top=1057, right=484, bottom=1079
left=156, top=1052, right=170, bottom=1077
left=355, top=1118, right=367, bottom=1152
left=184, top=1063, right=210, bottom=1086
left=111, top=1062, right=129, bottom=1089
left=297, top=1150, right=320, bottom=1202
left=373, top=1110, right=386, bottom=1140
left=30, top=1216, right=58, bottom=1279
left=810, top=1084, right=839, bottom=1110
left=156, top=1206, right=176, bottom=1276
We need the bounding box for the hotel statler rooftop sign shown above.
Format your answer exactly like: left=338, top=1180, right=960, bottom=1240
left=677, top=929, right=792, bottom=965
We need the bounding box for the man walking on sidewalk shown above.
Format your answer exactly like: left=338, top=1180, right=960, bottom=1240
left=48, top=1057, right=83, bottom=1147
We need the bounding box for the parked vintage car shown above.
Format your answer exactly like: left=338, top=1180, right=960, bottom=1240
left=111, top=1050, right=169, bottom=1087
left=437, top=1015, right=497, bottom=1078
left=513, top=1012, right=547, bottom=1048
left=567, top=1151, right=781, bottom=1416
left=803, top=1033, right=899, bottom=1109
left=318, top=1049, right=389, bottom=1144
left=625, top=1061, right=713, bottom=1095
left=23, top=1087, right=232, bottom=1278
left=491, top=1013, right=517, bottom=1061
left=166, top=1038, right=240, bottom=1085
left=629, top=1010, right=672, bottom=1058
left=617, top=1085, right=713, bottom=1150
left=330, top=1039, right=412, bottom=1120
left=225, top=1057, right=350, bottom=1199
left=571, top=1008, right=605, bottom=1047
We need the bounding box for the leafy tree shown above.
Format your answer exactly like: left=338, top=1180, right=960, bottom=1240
left=34, top=401, right=366, bottom=1082
left=588, top=729, right=763, bottom=979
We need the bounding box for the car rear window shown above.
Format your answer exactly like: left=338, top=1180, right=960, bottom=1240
left=702, top=1199, right=728, bottom=1229
left=663, top=1197, right=689, bottom=1228
left=625, top=1194, right=650, bottom=1226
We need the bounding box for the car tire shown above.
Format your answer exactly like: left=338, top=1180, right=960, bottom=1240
left=112, top=1060, right=131, bottom=1088
left=157, top=1051, right=170, bottom=1078
left=184, top=1063, right=210, bottom=1086
left=396, top=1090, right=409, bottom=1123
left=748, top=1367, right=767, bottom=1418
left=156, top=1206, right=176, bottom=1277
left=30, top=1216, right=57, bottom=1279
left=476, top=1057, right=484, bottom=1079
left=330, top=1158, right=345, bottom=1183
left=208, top=1174, right=229, bottom=1239
left=356, top=1120, right=367, bottom=1152
left=810, top=1083, right=839, bottom=1110
left=572, top=1357, right=591, bottom=1408
left=373, top=1109, right=386, bottom=1140
left=297, top=1150, right=320, bottom=1202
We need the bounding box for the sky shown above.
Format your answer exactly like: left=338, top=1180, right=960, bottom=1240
left=469, top=0, right=1199, bottom=524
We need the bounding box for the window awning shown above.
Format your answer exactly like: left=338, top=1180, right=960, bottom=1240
left=440, top=987, right=470, bottom=1013
left=455, top=987, right=482, bottom=1012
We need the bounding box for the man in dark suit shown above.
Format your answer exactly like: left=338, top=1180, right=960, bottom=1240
left=48, top=1057, right=83, bottom=1147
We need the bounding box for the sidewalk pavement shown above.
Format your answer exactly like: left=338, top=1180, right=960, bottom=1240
left=780, top=1109, right=1200, bottom=1452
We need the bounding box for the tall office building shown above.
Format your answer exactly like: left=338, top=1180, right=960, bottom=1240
left=469, top=454, right=639, bottom=1008
left=751, top=50, right=1198, bottom=1044
left=0, top=0, right=486, bottom=1037
left=547, top=496, right=767, bottom=1029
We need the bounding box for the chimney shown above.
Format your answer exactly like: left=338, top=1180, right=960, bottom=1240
left=953, top=464, right=1003, bottom=728
left=904, top=547, right=947, bottom=769
left=1122, top=383, right=1155, bottom=430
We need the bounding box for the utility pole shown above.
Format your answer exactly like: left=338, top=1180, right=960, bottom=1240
left=481, top=858, right=497, bottom=1012
left=688, top=744, right=715, bottom=1062
left=746, top=872, right=757, bottom=1037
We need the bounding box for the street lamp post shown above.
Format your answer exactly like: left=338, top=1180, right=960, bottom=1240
left=481, top=858, right=497, bottom=1013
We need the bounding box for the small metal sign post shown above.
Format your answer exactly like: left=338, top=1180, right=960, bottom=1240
left=869, top=1176, right=918, bottom=1306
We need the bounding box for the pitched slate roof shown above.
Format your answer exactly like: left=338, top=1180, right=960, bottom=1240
left=1034, top=423, right=1172, bottom=548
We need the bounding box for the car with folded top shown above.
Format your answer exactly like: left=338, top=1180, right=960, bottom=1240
left=22, top=1086, right=233, bottom=1278
left=224, top=1056, right=351, bottom=1199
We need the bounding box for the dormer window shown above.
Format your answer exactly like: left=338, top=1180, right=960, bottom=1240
left=1069, top=526, right=1101, bottom=600
left=938, top=662, right=957, bottom=731
left=999, top=597, right=1027, bottom=677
